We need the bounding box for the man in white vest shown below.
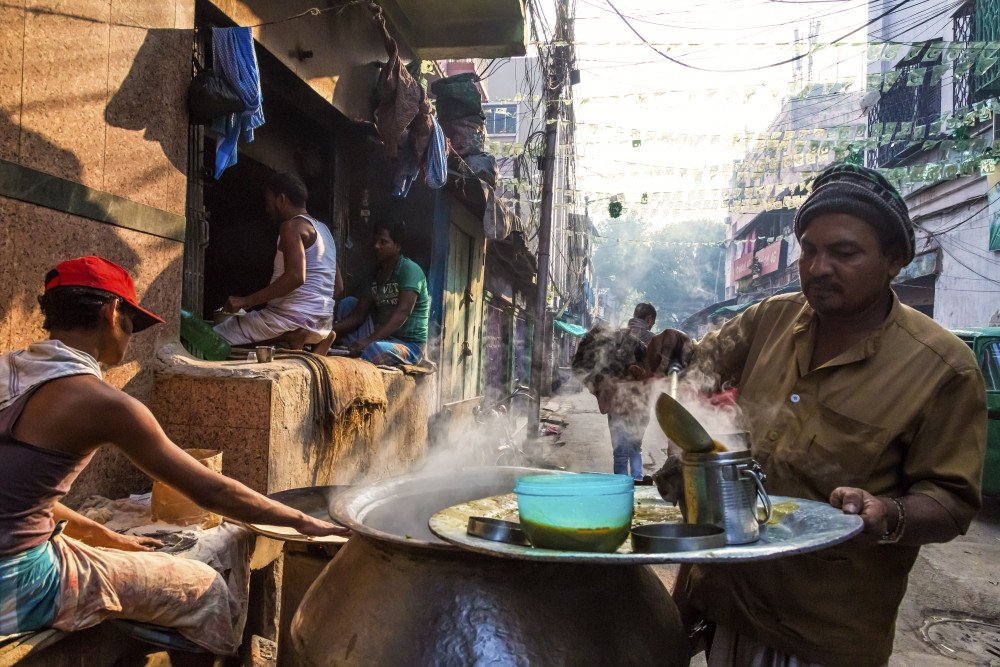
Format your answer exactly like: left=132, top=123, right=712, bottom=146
left=214, top=172, right=338, bottom=350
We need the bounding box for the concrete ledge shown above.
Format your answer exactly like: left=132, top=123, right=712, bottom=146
left=149, top=344, right=438, bottom=493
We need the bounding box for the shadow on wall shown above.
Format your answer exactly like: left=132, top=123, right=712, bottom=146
left=1, top=108, right=185, bottom=501
left=104, top=28, right=189, bottom=175
left=0, top=110, right=137, bottom=345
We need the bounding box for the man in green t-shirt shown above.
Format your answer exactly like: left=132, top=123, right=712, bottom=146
left=316, top=220, right=430, bottom=366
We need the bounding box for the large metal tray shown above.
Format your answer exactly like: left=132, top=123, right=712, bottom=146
left=429, top=486, right=863, bottom=564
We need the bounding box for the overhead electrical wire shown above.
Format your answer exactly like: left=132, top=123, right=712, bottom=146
left=602, top=0, right=912, bottom=72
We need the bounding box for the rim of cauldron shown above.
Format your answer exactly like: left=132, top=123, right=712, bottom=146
left=330, top=466, right=549, bottom=550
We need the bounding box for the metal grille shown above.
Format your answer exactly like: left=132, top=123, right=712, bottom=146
left=976, top=0, right=1000, bottom=95
left=183, top=29, right=209, bottom=316
left=955, top=2, right=975, bottom=109
left=483, top=301, right=505, bottom=402
left=514, top=312, right=528, bottom=385
left=867, top=59, right=942, bottom=168
left=954, top=1, right=998, bottom=107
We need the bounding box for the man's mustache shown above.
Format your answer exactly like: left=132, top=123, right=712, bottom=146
left=805, top=278, right=843, bottom=293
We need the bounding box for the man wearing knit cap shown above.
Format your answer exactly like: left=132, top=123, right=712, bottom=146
left=645, top=164, right=986, bottom=666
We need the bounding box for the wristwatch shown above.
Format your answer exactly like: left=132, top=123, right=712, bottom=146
left=878, top=497, right=906, bottom=545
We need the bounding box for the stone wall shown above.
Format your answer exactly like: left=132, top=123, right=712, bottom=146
left=133, top=345, right=436, bottom=498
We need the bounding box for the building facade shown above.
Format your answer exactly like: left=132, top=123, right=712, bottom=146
left=866, top=0, right=1000, bottom=327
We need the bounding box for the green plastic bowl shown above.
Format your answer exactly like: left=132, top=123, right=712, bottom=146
left=514, top=474, right=635, bottom=552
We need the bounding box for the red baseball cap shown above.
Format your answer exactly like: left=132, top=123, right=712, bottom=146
left=44, top=256, right=165, bottom=332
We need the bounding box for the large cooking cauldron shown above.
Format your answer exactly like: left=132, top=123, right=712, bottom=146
left=290, top=467, right=689, bottom=666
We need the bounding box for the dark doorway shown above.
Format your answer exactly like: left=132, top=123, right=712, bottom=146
left=202, top=153, right=276, bottom=317
left=189, top=1, right=338, bottom=319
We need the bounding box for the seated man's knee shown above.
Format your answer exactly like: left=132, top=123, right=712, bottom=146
left=271, top=328, right=309, bottom=350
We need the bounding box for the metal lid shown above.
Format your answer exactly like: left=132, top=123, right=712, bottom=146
left=466, top=516, right=531, bottom=546
left=514, top=473, right=634, bottom=496
left=630, top=523, right=727, bottom=553
left=682, top=449, right=754, bottom=465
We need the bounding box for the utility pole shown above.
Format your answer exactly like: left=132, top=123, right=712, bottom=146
left=529, top=0, right=570, bottom=436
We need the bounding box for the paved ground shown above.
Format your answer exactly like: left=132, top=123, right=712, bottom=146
left=532, top=388, right=1000, bottom=666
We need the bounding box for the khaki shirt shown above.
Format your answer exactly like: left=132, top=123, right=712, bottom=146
left=683, top=292, right=986, bottom=666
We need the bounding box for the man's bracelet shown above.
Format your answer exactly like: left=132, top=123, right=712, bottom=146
left=878, top=497, right=906, bottom=545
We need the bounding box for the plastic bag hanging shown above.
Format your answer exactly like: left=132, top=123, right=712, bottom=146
left=426, top=116, right=448, bottom=189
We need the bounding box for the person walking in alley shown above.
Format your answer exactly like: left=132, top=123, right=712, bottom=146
left=214, top=171, right=338, bottom=350
left=0, top=256, right=348, bottom=655
left=572, top=303, right=657, bottom=480
left=314, top=220, right=430, bottom=366
left=645, top=163, right=987, bottom=666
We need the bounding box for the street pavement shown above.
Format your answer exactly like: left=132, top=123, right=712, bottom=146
left=532, top=388, right=1000, bottom=666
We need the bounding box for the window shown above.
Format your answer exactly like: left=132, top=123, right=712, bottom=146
left=485, top=104, right=517, bottom=136
left=980, top=342, right=1000, bottom=391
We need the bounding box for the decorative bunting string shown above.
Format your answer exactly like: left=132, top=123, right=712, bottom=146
left=530, top=39, right=1000, bottom=52
left=485, top=98, right=995, bottom=160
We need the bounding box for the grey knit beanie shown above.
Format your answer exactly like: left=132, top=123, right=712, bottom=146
left=794, top=163, right=914, bottom=265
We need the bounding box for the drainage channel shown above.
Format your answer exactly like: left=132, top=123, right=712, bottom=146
left=921, top=617, right=1000, bottom=664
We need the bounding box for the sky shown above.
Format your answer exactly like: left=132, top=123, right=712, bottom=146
left=563, top=0, right=871, bottom=223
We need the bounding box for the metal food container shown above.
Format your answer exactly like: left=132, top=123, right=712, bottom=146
left=213, top=309, right=235, bottom=326
left=682, top=449, right=772, bottom=544
left=630, top=523, right=727, bottom=553
left=466, top=516, right=531, bottom=546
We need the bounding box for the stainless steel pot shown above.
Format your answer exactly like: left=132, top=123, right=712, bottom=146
left=682, top=449, right=772, bottom=545
left=290, top=467, right=689, bottom=666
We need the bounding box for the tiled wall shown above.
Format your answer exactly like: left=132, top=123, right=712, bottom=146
left=1, top=1, right=195, bottom=501
left=0, top=0, right=193, bottom=371
left=1, top=0, right=192, bottom=213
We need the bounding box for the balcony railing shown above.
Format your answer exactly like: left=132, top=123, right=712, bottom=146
left=955, top=1, right=976, bottom=110
left=867, top=59, right=942, bottom=168
left=975, top=0, right=1000, bottom=96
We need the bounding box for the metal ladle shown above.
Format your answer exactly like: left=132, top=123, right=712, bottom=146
left=655, top=366, right=717, bottom=454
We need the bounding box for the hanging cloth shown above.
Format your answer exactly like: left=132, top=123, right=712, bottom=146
left=426, top=116, right=448, bottom=189
left=369, top=3, right=434, bottom=189
left=212, top=27, right=265, bottom=179
left=371, top=8, right=421, bottom=160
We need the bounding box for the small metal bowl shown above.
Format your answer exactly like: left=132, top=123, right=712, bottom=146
left=630, top=523, right=727, bottom=553
left=466, top=516, right=531, bottom=546
left=213, top=309, right=236, bottom=326
left=254, top=346, right=276, bottom=363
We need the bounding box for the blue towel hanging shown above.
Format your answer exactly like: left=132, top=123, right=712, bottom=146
left=212, top=27, right=265, bottom=179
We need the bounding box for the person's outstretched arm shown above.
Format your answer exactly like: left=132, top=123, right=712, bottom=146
left=85, top=382, right=348, bottom=536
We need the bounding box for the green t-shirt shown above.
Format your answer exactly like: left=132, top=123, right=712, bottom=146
left=371, top=255, right=430, bottom=344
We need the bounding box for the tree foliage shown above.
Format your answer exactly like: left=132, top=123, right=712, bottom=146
left=592, top=214, right=726, bottom=327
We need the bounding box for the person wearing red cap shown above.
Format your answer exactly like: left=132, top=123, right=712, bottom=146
left=0, top=256, right=348, bottom=654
